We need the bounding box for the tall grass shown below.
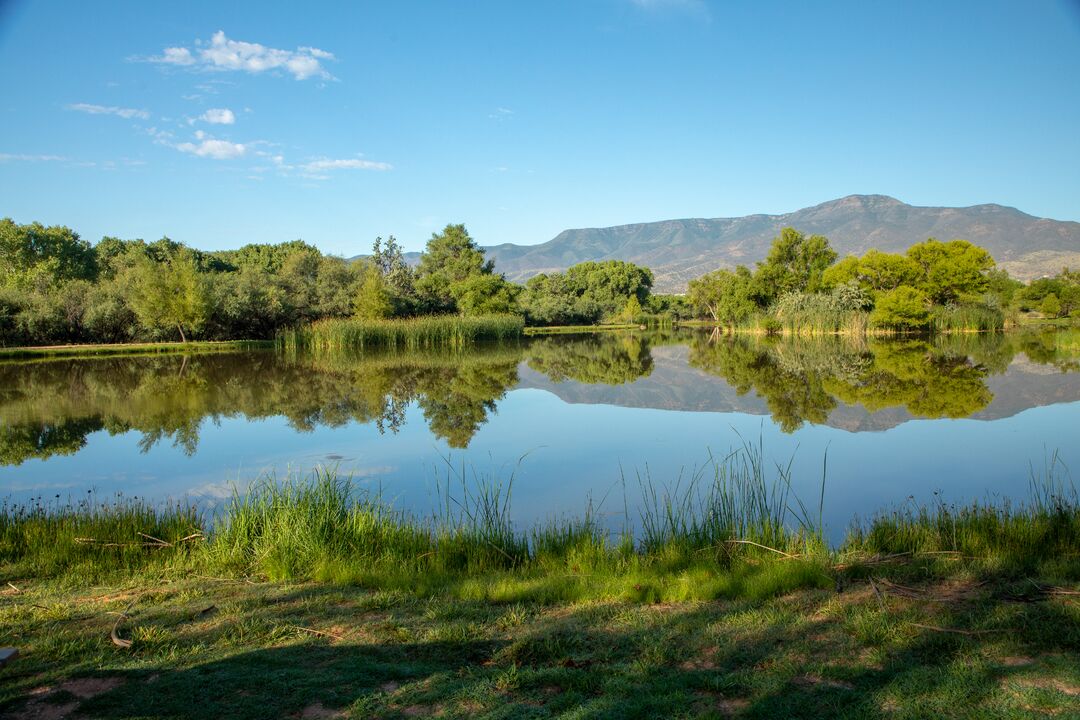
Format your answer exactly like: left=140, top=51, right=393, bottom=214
left=278, top=314, right=524, bottom=353
left=0, top=491, right=202, bottom=579
left=930, top=304, right=1005, bottom=333
left=5, top=449, right=1080, bottom=593
left=844, top=451, right=1079, bottom=571
left=637, top=439, right=826, bottom=560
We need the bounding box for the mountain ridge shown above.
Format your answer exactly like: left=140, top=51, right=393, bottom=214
left=395, top=195, right=1080, bottom=293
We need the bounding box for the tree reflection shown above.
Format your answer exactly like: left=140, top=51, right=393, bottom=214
left=525, top=333, right=654, bottom=385
left=682, top=330, right=1079, bottom=431
left=0, top=347, right=525, bottom=464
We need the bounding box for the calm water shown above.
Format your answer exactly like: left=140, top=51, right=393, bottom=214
left=3, top=330, right=1080, bottom=542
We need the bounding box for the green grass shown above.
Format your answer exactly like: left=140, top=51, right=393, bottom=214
left=525, top=323, right=643, bottom=335
left=0, top=339, right=271, bottom=361
left=0, top=491, right=202, bottom=580
left=4, top=457, right=1080, bottom=717
left=931, top=304, right=1006, bottom=333
left=278, top=314, right=525, bottom=352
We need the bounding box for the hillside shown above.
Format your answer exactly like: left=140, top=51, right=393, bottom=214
left=478, top=195, right=1080, bottom=293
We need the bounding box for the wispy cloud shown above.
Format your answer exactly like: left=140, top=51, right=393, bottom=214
left=176, top=134, right=246, bottom=160
left=300, top=157, right=392, bottom=173
left=68, top=102, right=150, bottom=120
left=0, top=153, right=68, bottom=163
left=488, top=107, right=514, bottom=120
left=199, top=108, right=236, bottom=125
left=147, top=31, right=335, bottom=81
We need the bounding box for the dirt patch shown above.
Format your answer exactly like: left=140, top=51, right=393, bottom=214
left=380, top=681, right=400, bottom=693
left=998, top=656, right=1036, bottom=668
left=1013, top=678, right=1080, bottom=696
left=300, top=703, right=347, bottom=719
left=696, top=691, right=750, bottom=716
left=58, top=676, right=123, bottom=698
left=13, top=700, right=79, bottom=720
left=793, top=674, right=854, bottom=691
left=715, top=698, right=750, bottom=716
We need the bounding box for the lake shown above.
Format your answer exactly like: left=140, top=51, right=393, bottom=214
left=3, top=329, right=1079, bottom=544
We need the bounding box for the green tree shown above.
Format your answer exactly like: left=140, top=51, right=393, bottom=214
left=353, top=263, right=394, bottom=319
left=687, top=267, right=757, bottom=326
left=1040, top=293, right=1062, bottom=318
left=869, top=287, right=931, bottom=330
left=906, top=238, right=994, bottom=304
left=0, top=219, right=97, bottom=291
left=754, top=228, right=838, bottom=303
left=450, top=274, right=519, bottom=316
left=415, top=224, right=494, bottom=313
left=127, top=250, right=211, bottom=342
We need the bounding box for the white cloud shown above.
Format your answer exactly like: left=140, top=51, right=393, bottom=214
left=300, top=157, right=392, bottom=172
left=149, top=31, right=334, bottom=80
left=200, top=108, right=236, bottom=124
left=0, top=153, right=68, bottom=163
left=68, top=103, right=150, bottom=120
left=176, top=138, right=246, bottom=159
left=159, top=47, right=196, bottom=66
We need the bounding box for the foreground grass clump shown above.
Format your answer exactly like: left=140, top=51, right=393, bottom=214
left=0, top=492, right=201, bottom=580
left=846, top=460, right=1080, bottom=577
left=278, top=313, right=524, bottom=352
left=202, top=450, right=831, bottom=604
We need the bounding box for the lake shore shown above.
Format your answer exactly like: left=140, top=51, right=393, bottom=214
left=3, top=467, right=1080, bottom=717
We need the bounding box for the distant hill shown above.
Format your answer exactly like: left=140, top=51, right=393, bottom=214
left=472, top=195, right=1080, bottom=293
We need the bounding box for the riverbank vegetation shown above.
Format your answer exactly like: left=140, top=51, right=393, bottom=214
left=278, top=314, right=524, bottom=353
left=4, top=215, right=1080, bottom=349
left=3, top=457, right=1080, bottom=717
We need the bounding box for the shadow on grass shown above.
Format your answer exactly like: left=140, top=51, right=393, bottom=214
left=3, top=570, right=1080, bottom=719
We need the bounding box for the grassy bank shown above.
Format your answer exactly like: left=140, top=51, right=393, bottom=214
left=278, top=314, right=524, bottom=352
left=0, top=339, right=271, bottom=361
left=3, top=458, right=1080, bottom=717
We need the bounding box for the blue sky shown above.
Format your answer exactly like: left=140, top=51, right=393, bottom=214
left=1, top=0, right=1078, bottom=255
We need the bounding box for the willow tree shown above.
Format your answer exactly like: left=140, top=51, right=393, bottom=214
left=127, top=250, right=210, bottom=342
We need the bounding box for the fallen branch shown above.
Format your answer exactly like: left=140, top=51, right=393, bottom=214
left=724, top=540, right=800, bottom=559
left=910, top=623, right=1004, bottom=637
left=290, top=625, right=344, bottom=641
left=111, top=612, right=133, bottom=648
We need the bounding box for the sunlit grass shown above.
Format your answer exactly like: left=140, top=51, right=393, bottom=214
left=278, top=314, right=524, bottom=352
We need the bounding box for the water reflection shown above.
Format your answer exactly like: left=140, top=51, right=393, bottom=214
left=2, top=329, right=1079, bottom=466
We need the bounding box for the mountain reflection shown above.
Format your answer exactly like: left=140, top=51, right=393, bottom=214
left=2, top=329, right=1079, bottom=465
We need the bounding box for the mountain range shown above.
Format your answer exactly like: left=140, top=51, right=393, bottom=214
left=403, top=195, right=1080, bottom=293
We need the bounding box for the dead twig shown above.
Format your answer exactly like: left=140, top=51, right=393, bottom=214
left=724, top=539, right=800, bottom=559
left=910, top=623, right=1004, bottom=637
left=290, top=625, right=344, bottom=641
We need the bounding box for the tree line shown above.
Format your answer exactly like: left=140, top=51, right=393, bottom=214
left=687, top=227, right=1079, bottom=332
left=1, top=216, right=1074, bottom=346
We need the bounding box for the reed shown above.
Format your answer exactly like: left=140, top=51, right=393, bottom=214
left=6, top=449, right=1080, bottom=593
left=0, top=491, right=202, bottom=579
left=278, top=314, right=524, bottom=352
left=844, top=451, right=1080, bottom=571
left=930, top=304, right=1005, bottom=333
left=636, top=437, right=826, bottom=560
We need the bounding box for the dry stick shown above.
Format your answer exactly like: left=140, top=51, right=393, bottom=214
left=724, top=539, right=800, bottom=559
left=109, top=594, right=144, bottom=649
left=910, top=623, right=1005, bottom=637
left=869, top=578, right=886, bottom=610
left=6, top=582, right=19, bottom=593
left=290, top=625, right=344, bottom=641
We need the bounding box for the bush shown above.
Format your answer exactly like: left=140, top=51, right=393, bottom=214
left=869, top=287, right=931, bottom=330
